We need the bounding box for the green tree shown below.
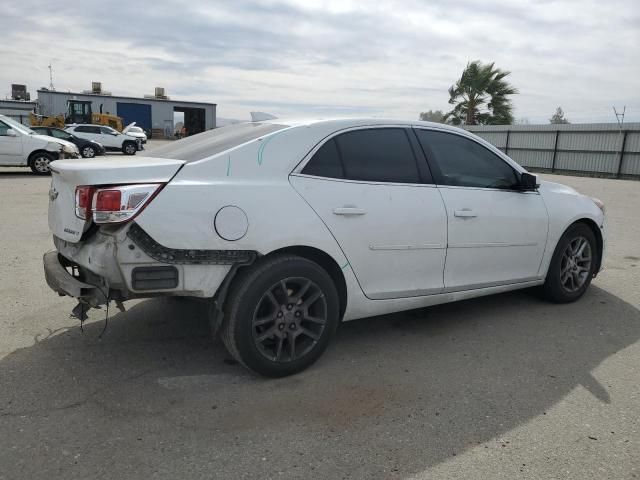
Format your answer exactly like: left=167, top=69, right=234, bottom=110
left=445, top=61, right=518, bottom=125
left=549, top=107, right=570, bottom=124
left=419, top=110, right=446, bottom=123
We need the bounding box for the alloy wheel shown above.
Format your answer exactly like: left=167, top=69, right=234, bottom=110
left=33, top=156, right=50, bottom=173
left=252, top=277, right=327, bottom=363
left=83, top=146, right=95, bottom=158
left=560, top=236, right=592, bottom=292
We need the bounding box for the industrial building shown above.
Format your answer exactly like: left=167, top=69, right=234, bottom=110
left=0, top=98, right=38, bottom=125
left=36, top=84, right=216, bottom=138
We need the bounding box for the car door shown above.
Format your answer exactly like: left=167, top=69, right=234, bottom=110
left=0, top=120, right=23, bottom=164
left=99, top=126, right=119, bottom=148
left=71, top=125, right=99, bottom=144
left=414, top=128, right=548, bottom=291
left=290, top=127, right=448, bottom=300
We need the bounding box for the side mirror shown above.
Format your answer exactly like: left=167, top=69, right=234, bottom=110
left=519, top=172, right=539, bottom=191
left=6, top=129, right=17, bottom=137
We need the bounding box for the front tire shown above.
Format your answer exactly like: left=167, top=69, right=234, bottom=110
left=220, top=255, right=340, bottom=377
left=122, top=141, right=137, bottom=155
left=29, top=152, right=54, bottom=175
left=542, top=223, right=597, bottom=303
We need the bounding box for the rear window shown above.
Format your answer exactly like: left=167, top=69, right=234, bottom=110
left=143, top=123, right=288, bottom=162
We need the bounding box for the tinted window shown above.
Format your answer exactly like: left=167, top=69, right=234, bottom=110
left=302, top=139, right=344, bottom=178
left=51, top=129, right=72, bottom=139
left=144, top=122, right=287, bottom=162
left=416, top=130, right=518, bottom=189
left=31, top=127, right=48, bottom=135
left=0, top=121, right=10, bottom=136
left=100, top=126, right=116, bottom=135
left=335, top=128, right=420, bottom=183
left=75, top=126, right=101, bottom=134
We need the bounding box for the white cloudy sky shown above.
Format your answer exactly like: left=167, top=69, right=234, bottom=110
left=1, top=0, right=639, bottom=123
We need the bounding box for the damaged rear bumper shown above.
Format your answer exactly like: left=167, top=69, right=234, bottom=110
left=43, top=251, right=107, bottom=307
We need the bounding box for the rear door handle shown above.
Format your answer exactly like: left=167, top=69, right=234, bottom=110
left=333, top=207, right=366, bottom=216
left=454, top=209, right=477, bottom=218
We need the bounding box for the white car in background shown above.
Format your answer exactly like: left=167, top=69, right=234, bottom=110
left=44, top=118, right=606, bottom=377
left=0, top=114, right=79, bottom=174
left=65, top=124, right=140, bottom=155
left=122, top=124, right=147, bottom=144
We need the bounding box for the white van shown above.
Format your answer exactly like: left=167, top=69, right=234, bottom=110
left=0, top=114, right=79, bottom=174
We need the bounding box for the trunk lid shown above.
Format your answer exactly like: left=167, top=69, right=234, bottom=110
left=48, top=156, right=185, bottom=243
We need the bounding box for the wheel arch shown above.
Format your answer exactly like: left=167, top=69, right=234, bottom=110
left=28, top=149, right=58, bottom=165
left=572, top=218, right=604, bottom=274
left=267, top=245, right=348, bottom=319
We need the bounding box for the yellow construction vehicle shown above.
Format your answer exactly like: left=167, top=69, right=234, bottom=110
left=29, top=112, right=65, bottom=129
left=30, top=100, right=124, bottom=131
left=65, top=100, right=124, bottom=131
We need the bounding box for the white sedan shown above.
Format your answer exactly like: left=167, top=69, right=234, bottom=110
left=44, top=119, right=606, bottom=377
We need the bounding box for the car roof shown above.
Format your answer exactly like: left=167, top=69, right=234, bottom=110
left=33, top=126, right=63, bottom=130
left=259, top=117, right=466, bottom=133
left=66, top=124, right=114, bottom=128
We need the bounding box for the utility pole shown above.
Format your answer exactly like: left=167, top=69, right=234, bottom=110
left=613, top=105, right=625, bottom=130
left=48, top=62, right=55, bottom=91
left=613, top=106, right=627, bottom=177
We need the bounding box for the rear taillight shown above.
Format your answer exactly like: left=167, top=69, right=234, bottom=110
left=75, top=183, right=162, bottom=224
left=92, top=184, right=162, bottom=224
left=75, top=186, right=95, bottom=220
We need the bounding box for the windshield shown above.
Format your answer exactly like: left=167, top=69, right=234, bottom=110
left=2, top=116, right=35, bottom=135
left=142, top=122, right=288, bottom=162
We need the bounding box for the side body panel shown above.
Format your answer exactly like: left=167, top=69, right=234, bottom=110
left=438, top=186, right=549, bottom=290
left=0, top=132, right=23, bottom=164
left=536, top=180, right=605, bottom=277
left=290, top=175, right=447, bottom=299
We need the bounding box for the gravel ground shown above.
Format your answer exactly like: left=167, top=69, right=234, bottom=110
left=0, top=158, right=638, bottom=479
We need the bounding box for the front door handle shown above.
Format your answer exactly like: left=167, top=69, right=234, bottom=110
left=454, top=209, right=477, bottom=218
left=333, top=207, right=366, bottom=216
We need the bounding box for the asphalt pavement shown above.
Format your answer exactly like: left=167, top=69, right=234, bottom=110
left=0, top=159, right=638, bottom=479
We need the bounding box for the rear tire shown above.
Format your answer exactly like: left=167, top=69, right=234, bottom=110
left=81, top=145, right=96, bottom=158
left=29, top=152, right=54, bottom=175
left=542, top=223, right=597, bottom=303
left=122, top=141, right=137, bottom=155
left=220, top=254, right=340, bottom=377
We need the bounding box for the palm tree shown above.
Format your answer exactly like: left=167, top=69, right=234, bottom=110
left=445, top=61, right=518, bottom=125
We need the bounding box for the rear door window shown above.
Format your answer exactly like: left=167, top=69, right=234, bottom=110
left=336, top=128, right=421, bottom=183
left=301, top=139, right=344, bottom=178
left=75, top=126, right=101, bottom=134
left=302, top=128, right=423, bottom=183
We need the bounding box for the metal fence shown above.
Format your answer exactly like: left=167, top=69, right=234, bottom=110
left=464, top=123, right=640, bottom=178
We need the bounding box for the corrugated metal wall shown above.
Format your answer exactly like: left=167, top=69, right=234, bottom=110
left=465, top=123, right=640, bottom=178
